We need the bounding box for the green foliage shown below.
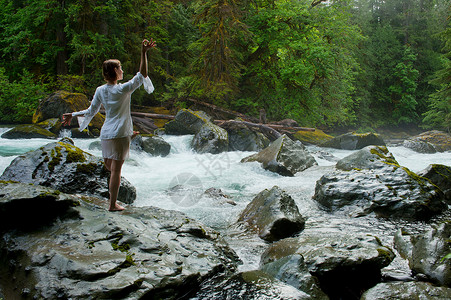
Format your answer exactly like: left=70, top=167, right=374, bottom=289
left=0, top=0, right=448, bottom=129
left=423, top=27, right=451, bottom=132
left=0, top=68, right=49, bottom=123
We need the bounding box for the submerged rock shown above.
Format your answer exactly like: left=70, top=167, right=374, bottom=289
left=191, top=122, right=229, bottom=154
left=320, top=132, right=386, bottom=150
left=241, top=135, right=317, bottom=176
left=403, top=130, right=451, bottom=153
left=164, top=108, right=212, bottom=135
left=261, top=229, right=395, bottom=299
left=221, top=120, right=270, bottom=151
left=238, top=186, right=305, bottom=242
left=0, top=182, right=239, bottom=299
left=1, top=124, right=57, bottom=139
left=394, top=222, right=451, bottom=287
left=0, top=138, right=136, bottom=204
left=361, top=281, right=451, bottom=299
left=313, top=146, right=446, bottom=220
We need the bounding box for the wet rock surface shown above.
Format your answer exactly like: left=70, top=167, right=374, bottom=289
left=191, top=122, right=229, bottom=154
left=313, top=146, right=446, bottom=219
left=164, top=108, right=212, bottom=135
left=222, top=120, right=270, bottom=151
left=361, top=281, right=451, bottom=299
left=261, top=228, right=395, bottom=299
left=0, top=138, right=136, bottom=204
left=0, top=182, right=239, bottom=299
left=403, top=130, right=451, bottom=153
left=238, top=186, right=306, bottom=242
left=241, top=134, right=317, bottom=176
left=417, top=164, right=451, bottom=203
left=394, top=222, right=451, bottom=287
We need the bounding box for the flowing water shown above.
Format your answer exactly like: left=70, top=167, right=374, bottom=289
left=1, top=126, right=450, bottom=278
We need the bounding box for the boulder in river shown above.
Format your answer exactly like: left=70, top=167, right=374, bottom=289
left=129, top=135, right=171, bottom=157
left=313, top=146, right=447, bottom=220
left=221, top=120, right=270, bottom=151
left=260, top=229, right=395, bottom=299
left=361, top=281, right=451, bottom=300
left=0, top=182, right=239, bottom=299
left=0, top=138, right=136, bottom=204
left=36, top=118, right=62, bottom=135
left=403, top=130, right=451, bottom=153
left=164, top=108, right=212, bottom=135
left=191, top=122, right=229, bottom=154
left=241, top=134, right=317, bottom=176
left=1, top=124, right=57, bottom=139
left=320, top=132, right=386, bottom=150
left=238, top=186, right=306, bottom=242
left=394, top=222, right=451, bottom=287
left=293, top=128, right=333, bottom=146
left=32, top=90, right=105, bottom=136
left=417, top=164, right=451, bottom=203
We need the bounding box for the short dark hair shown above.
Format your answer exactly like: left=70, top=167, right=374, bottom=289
left=103, top=59, right=121, bottom=82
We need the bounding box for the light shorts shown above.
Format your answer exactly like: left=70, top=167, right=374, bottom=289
left=101, top=136, right=131, bottom=161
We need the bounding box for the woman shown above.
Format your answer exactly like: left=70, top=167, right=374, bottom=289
left=62, top=38, right=156, bottom=211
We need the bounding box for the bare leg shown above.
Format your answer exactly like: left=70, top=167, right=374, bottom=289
left=104, top=158, right=112, bottom=172
left=108, top=159, right=125, bottom=211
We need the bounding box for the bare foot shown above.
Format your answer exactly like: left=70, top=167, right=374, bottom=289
left=109, top=204, right=125, bottom=212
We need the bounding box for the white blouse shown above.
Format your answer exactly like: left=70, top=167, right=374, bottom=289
left=72, top=72, right=154, bottom=140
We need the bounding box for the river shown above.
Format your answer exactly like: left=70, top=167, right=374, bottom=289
left=1, top=127, right=450, bottom=278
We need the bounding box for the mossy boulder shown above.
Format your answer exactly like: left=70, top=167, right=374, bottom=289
left=417, top=164, right=451, bottom=203
left=0, top=138, right=136, bottom=203
left=237, top=186, right=305, bottom=242
left=1, top=124, right=57, bottom=139
left=313, top=146, right=447, bottom=220
left=241, top=135, right=317, bottom=176
left=164, top=108, right=212, bottom=135
left=320, top=132, right=386, bottom=150
left=294, top=129, right=333, bottom=146
left=32, top=90, right=104, bottom=136
left=403, top=130, right=451, bottom=153
left=36, top=118, right=62, bottom=135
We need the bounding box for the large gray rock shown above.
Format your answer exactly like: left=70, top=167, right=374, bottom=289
left=403, top=130, right=451, bottom=153
left=191, top=122, right=229, bottom=154
left=221, top=120, right=270, bottom=151
left=238, top=186, right=305, bottom=242
left=0, top=138, right=136, bottom=204
left=164, top=109, right=212, bottom=135
left=241, top=135, right=317, bottom=176
left=394, top=222, right=451, bottom=287
left=313, top=146, right=446, bottom=220
left=1, top=124, right=57, bottom=139
left=0, top=182, right=239, bottom=299
left=417, top=164, right=451, bottom=203
left=129, top=135, right=171, bottom=157
left=320, top=132, right=386, bottom=150
left=194, top=270, right=315, bottom=300
left=260, top=254, right=329, bottom=299
left=361, top=281, right=451, bottom=299
left=261, top=229, right=395, bottom=299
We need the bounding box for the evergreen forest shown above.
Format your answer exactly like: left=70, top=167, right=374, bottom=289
left=0, top=0, right=449, bottom=132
